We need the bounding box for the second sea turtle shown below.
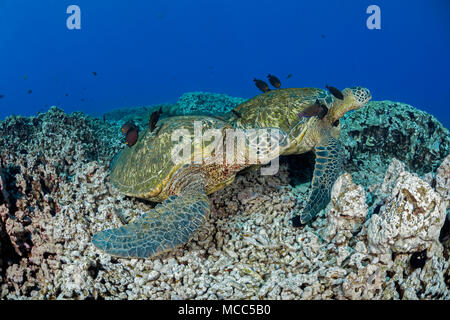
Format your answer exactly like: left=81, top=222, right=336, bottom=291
left=226, top=86, right=372, bottom=225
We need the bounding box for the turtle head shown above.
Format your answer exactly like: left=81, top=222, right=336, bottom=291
left=327, top=86, right=371, bottom=124
left=345, top=86, right=372, bottom=108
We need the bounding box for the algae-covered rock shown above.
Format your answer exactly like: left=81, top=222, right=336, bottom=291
left=172, top=92, right=246, bottom=116
left=341, top=100, right=450, bottom=187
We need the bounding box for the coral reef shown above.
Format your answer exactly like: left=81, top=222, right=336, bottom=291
left=0, top=96, right=448, bottom=300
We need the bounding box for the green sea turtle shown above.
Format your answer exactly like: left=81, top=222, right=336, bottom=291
left=226, top=86, right=372, bottom=225
left=92, top=115, right=290, bottom=258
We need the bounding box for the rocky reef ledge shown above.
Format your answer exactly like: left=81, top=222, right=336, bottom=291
left=0, top=93, right=448, bottom=299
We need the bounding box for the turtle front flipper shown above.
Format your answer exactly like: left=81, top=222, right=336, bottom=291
left=292, top=134, right=344, bottom=226
left=92, top=178, right=209, bottom=259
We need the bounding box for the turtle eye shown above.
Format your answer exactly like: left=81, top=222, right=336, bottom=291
left=332, top=120, right=339, bottom=127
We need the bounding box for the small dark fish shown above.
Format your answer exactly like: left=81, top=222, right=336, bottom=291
left=24, top=75, right=27, bottom=80
left=0, top=94, right=4, bottom=99
left=321, top=34, right=326, bottom=39
left=286, top=74, right=293, bottom=79
left=317, top=105, right=329, bottom=119
left=126, top=129, right=139, bottom=147
left=65, top=93, right=69, bottom=97
left=254, top=78, right=270, bottom=93
left=267, top=74, right=281, bottom=88
left=121, top=121, right=137, bottom=135
left=326, top=84, right=344, bottom=100
left=103, top=115, right=106, bottom=123
left=81, top=98, right=85, bottom=102
left=92, top=72, right=97, bottom=76
left=27, top=89, right=32, bottom=94
left=410, top=250, right=427, bottom=269
left=298, top=99, right=328, bottom=120
left=231, top=110, right=241, bottom=118
left=149, top=107, right=163, bottom=132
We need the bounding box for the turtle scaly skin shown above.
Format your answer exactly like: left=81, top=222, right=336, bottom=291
left=92, top=173, right=210, bottom=258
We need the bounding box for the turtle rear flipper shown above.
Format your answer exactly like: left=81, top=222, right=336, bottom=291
left=92, top=178, right=209, bottom=259
left=292, top=134, right=344, bottom=226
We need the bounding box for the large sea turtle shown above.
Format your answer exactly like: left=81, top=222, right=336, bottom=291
left=225, top=86, right=372, bottom=225
left=92, top=115, right=290, bottom=258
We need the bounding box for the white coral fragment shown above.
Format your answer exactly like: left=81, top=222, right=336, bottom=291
left=325, top=173, right=367, bottom=241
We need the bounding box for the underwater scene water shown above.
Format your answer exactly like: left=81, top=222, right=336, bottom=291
left=0, top=0, right=449, bottom=300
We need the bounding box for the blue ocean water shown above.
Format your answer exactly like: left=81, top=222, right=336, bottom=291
left=0, top=0, right=449, bottom=128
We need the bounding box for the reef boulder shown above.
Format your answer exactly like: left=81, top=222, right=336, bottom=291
left=341, top=100, right=450, bottom=186
left=367, top=159, right=446, bottom=254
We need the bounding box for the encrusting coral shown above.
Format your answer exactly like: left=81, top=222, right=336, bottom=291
left=340, top=100, right=450, bottom=187
left=0, top=93, right=448, bottom=300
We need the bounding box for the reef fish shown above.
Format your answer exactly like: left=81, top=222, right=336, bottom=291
left=298, top=99, right=328, bottom=120
left=92, top=72, right=97, bottom=76
left=410, top=250, right=427, bottom=269
left=149, top=106, right=163, bottom=132
left=326, top=84, right=344, bottom=100
left=126, top=129, right=139, bottom=147
left=27, top=89, right=32, bottom=94
left=267, top=74, right=281, bottom=88
left=0, top=94, right=4, bottom=99
left=254, top=78, right=270, bottom=93
left=286, top=73, right=293, bottom=79
left=121, top=121, right=137, bottom=135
